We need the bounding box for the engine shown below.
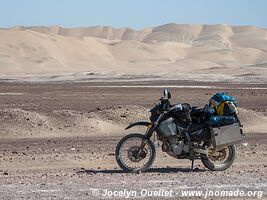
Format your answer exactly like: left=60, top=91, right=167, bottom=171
left=163, top=136, right=189, bottom=158
left=157, top=117, right=189, bottom=158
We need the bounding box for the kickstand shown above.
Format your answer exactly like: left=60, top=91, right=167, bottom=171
left=185, top=124, right=195, bottom=172
left=189, top=149, right=195, bottom=171
left=190, top=158, right=195, bottom=171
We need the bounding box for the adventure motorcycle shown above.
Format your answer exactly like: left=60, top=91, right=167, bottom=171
left=115, top=89, right=243, bottom=172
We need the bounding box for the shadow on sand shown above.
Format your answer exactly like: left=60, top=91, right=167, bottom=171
left=77, top=167, right=206, bottom=174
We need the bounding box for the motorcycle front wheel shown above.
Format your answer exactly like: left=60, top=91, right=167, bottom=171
left=201, top=144, right=236, bottom=171
left=115, top=133, right=156, bottom=172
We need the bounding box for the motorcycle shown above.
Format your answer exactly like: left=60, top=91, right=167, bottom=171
left=115, top=89, right=243, bottom=172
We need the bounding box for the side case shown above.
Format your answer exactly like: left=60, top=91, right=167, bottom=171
left=210, top=123, right=242, bottom=149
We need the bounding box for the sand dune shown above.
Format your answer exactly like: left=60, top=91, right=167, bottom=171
left=0, top=23, right=267, bottom=82
left=0, top=106, right=148, bottom=139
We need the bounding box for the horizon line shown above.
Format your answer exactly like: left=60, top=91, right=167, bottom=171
left=1, top=22, right=267, bottom=31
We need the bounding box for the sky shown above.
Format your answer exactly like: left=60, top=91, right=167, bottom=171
left=1, top=0, right=267, bottom=29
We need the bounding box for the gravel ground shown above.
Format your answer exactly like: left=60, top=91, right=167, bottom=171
left=0, top=134, right=266, bottom=199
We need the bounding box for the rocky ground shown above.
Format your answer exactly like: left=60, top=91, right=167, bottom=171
left=0, top=134, right=266, bottom=199
left=0, top=81, right=266, bottom=199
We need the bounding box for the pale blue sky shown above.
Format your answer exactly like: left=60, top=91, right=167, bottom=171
left=1, top=0, right=267, bottom=29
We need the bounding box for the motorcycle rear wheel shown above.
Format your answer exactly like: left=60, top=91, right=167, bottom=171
left=115, top=133, right=156, bottom=173
left=201, top=145, right=236, bottom=171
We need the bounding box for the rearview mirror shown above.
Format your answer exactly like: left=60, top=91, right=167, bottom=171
left=163, top=89, right=171, bottom=99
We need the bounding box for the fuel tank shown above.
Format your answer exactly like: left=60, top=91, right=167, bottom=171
left=157, top=117, right=178, bottom=137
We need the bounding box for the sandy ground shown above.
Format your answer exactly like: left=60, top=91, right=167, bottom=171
left=0, top=81, right=266, bottom=138
left=0, top=81, right=266, bottom=199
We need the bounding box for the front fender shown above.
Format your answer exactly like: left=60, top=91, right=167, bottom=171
left=125, top=121, right=152, bottom=130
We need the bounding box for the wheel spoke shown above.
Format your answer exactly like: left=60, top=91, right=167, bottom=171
left=119, top=137, right=153, bottom=170
left=208, top=146, right=231, bottom=166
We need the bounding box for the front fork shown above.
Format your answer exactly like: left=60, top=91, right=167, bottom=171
left=138, top=113, right=165, bottom=154
left=137, top=124, right=155, bottom=154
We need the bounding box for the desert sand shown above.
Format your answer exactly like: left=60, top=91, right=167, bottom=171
left=0, top=81, right=266, bottom=139
left=0, top=23, right=267, bottom=82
